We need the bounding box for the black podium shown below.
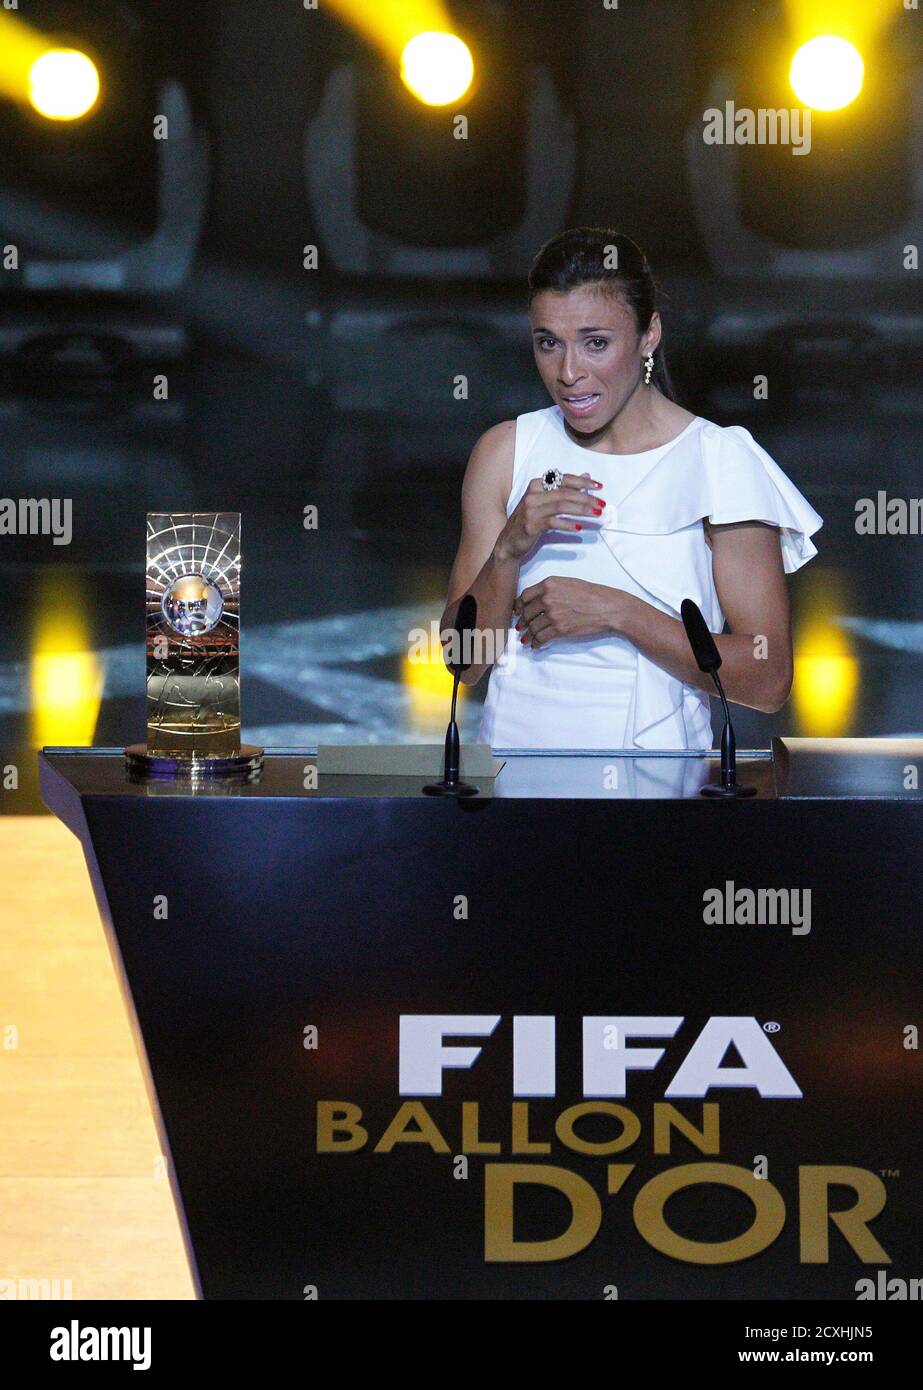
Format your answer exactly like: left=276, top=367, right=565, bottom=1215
left=39, top=741, right=923, bottom=1300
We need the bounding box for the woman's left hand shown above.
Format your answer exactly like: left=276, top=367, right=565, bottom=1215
left=514, top=577, right=626, bottom=648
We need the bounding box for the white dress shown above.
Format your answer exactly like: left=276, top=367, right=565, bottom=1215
left=477, top=406, right=823, bottom=751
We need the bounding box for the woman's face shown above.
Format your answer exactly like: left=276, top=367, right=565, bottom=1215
left=530, top=284, right=660, bottom=431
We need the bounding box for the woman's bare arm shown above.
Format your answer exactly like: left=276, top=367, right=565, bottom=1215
left=615, top=520, right=793, bottom=713
left=441, top=423, right=605, bottom=685
left=515, top=519, right=793, bottom=713
left=440, top=421, right=520, bottom=686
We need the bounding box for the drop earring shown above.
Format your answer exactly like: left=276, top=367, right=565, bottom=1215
left=644, top=353, right=654, bottom=386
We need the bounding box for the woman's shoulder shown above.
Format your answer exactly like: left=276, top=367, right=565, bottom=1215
left=693, top=417, right=796, bottom=489
left=658, top=416, right=784, bottom=487
left=469, top=406, right=556, bottom=450
left=471, top=417, right=517, bottom=458
left=695, top=416, right=768, bottom=449
left=472, top=408, right=558, bottom=477
left=690, top=417, right=824, bottom=571
left=463, top=419, right=517, bottom=508
left=605, top=414, right=822, bottom=573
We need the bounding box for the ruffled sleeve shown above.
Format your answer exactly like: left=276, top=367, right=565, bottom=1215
left=698, top=422, right=823, bottom=573
left=592, top=419, right=824, bottom=750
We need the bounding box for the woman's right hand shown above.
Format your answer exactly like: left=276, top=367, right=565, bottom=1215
left=493, top=472, right=605, bottom=562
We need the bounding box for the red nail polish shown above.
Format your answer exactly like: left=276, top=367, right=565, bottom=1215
left=575, top=524, right=583, bottom=531
left=593, top=507, right=603, bottom=515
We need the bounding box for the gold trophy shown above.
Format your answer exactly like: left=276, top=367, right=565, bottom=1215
left=125, top=512, right=263, bottom=778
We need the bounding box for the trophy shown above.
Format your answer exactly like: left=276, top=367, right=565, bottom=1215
left=125, top=512, right=263, bottom=778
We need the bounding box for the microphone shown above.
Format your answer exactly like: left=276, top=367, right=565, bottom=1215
left=680, top=598, right=756, bottom=798
left=423, top=593, right=479, bottom=798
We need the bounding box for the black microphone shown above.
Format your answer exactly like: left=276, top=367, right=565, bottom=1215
left=680, top=598, right=756, bottom=798
left=424, top=594, right=479, bottom=798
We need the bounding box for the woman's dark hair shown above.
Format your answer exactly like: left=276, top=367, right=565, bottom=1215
left=527, top=227, right=676, bottom=401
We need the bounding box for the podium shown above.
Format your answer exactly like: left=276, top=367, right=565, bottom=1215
left=38, top=741, right=923, bottom=1299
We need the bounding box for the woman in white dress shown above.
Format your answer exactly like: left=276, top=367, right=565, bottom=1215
left=441, top=228, right=823, bottom=750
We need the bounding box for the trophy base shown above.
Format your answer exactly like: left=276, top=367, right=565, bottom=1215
left=125, top=744, right=264, bottom=780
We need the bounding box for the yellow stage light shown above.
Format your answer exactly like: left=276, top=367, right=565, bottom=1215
left=29, top=48, right=99, bottom=121
left=400, top=31, right=473, bottom=106
left=789, top=36, right=864, bottom=112
left=31, top=651, right=104, bottom=747
left=402, top=637, right=458, bottom=728
left=31, top=618, right=104, bottom=749
left=792, top=618, right=858, bottom=736
left=30, top=575, right=104, bottom=749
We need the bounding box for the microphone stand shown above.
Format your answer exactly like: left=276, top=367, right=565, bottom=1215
left=680, top=597, right=756, bottom=798
left=700, top=666, right=757, bottom=798
left=424, top=598, right=479, bottom=798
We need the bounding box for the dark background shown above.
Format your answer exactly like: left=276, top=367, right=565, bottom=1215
left=3, top=0, right=922, bottom=809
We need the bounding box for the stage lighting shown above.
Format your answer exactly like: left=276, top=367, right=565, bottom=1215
left=400, top=31, right=474, bottom=106
left=28, top=47, right=99, bottom=121
left=794, top=647, right=859, bottom=735
left=0, top=0, right=208, bottom=297
left=687, top=4, right=911, bottom=258
left=353, top=8, right=528, bottom=249
left=30, top=589, right=104, bottom=748
left=789, top=36, right=864, bottom=112
left=403, top=639, right=457, bottom=727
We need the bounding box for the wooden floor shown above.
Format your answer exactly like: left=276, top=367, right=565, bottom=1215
left=0, top=816, right=196, bottom=1299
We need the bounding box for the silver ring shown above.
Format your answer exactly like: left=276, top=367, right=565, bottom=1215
left=541, top=468, right=564, bottom=492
